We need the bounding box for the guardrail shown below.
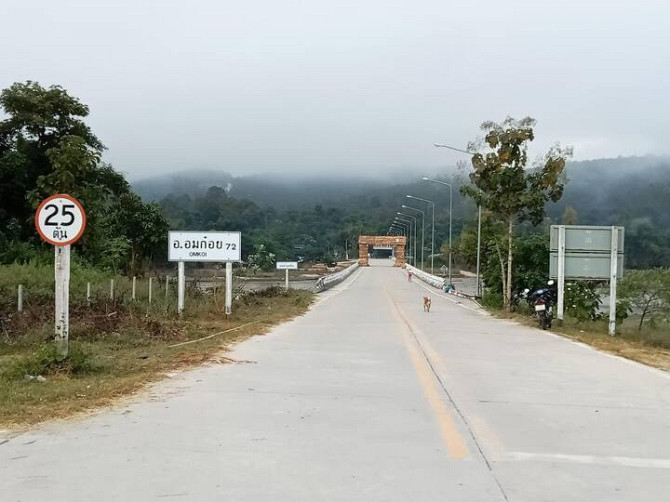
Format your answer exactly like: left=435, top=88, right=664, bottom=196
left=405, top=264, right=481, bottom=300
left=314, top=262, right=360, bottom=292
left=405, top=264, right=446, bottom=289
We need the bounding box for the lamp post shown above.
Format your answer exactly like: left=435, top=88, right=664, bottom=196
left=401, top=205, right=425, bottom=271
left=420, top=177, right=452, bottom=286
left=395, top=217, right=414, bottom=265
left=431, top=142, right=482, bottom=296
left=407, top=195, right=435, bottom=275
left=392, top=221, right=409, bottom=262
left=396, top=213, right=417, bottom=266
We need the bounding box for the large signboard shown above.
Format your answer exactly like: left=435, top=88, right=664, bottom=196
left=168, top=231, right=241, bottom=262
left=550, top=225, right=624, bottom=336
left=550, top=225, right=624, bottom=280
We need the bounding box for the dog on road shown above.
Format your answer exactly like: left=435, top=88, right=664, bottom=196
left=423, top=296, right=432, bottom=313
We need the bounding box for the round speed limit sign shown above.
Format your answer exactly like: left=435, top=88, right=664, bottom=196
left=35, top=194, right=87, bottom=246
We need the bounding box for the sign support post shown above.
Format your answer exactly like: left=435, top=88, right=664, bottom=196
left=285, top=269, right=290, bottom=290
left=35, top=194, right=86, bottom=359
left=177, top=261, right=185, bottom=314
left=609, top=227, right=619, bottom=336
left=557, top=225, right=566, bottom=326
left=225, top=262, right=233, bottom=315
left=54, top=245, right=71, bottom=357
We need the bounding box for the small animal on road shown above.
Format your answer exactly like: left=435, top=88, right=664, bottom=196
left=423, top=296, right=432, bottom=312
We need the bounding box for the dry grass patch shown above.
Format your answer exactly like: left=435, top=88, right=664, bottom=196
left=0, top=286, right=313, bottom=428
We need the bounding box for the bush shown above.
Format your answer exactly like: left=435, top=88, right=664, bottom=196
left=2, top=344, right=101, bottom=380
left=481, top=291, right=503, bottom=310
left=564, top=282, right=601, bottom=322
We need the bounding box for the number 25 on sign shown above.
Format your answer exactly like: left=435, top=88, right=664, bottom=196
left=35, top=194, right=87, bottom=357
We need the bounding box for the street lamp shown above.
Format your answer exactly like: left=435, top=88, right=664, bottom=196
left=396, top=213, right=417, bottom=266
left=394, top=217, right=414, bottom=264
left=401, top=205, right=425, bottom=270
left=420, top=176, right=453, bottom=287
left=430, top=143, right=483, bottom=296
left=393, top=220, right=412, bottom=264
left=392, top=221, right=410, bottom=258
left=407, top=195, right=435, bottom=275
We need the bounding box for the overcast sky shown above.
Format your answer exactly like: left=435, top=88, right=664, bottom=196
left=2, top=0, right=669, bottom=179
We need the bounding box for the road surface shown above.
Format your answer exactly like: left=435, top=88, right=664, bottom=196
left=2, top=259, right=669, bottom=501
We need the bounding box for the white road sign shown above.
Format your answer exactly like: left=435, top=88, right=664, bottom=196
left=168, top=231, right=241, bottom=262
left=35, top=194, right=87, bottom=246
left=276, top=261, right=298, bottom=270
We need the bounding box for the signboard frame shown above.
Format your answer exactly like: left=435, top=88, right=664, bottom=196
left=550, top=225, right=624, bottom=336
left=277, top=261, right=299, bottom=289
left=168, top=231, right=241, bottom=263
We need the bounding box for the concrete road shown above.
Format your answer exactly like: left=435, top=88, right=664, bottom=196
left=2, top=259, right=669, bottom=501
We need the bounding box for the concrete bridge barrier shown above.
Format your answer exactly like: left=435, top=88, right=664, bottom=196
left=405, top=264, right=446, bottom=290
left=314, top=262, right=360, bottom=292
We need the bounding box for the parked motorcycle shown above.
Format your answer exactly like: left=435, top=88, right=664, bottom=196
left=522, top=280, right=556, bottom=330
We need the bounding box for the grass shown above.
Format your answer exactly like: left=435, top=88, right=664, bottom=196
left=485, top=303, right=670, bottom=372
left=0, top=264, right=314, bottom=428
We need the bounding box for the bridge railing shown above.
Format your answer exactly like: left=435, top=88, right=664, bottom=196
left=405, top=264, right=446, bottom=290
left=314, top=262, right=360, bottom=292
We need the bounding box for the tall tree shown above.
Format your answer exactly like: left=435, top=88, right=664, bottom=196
left=0, top=81, right=104, bottom=241
left=462, top=116, right=571, bottom=310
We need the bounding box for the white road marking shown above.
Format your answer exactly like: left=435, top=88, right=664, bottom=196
left=503, top=451, right=670, bottom=469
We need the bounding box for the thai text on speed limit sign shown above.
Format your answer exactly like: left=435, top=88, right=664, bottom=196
left=35, top=194, right=87, bottom=246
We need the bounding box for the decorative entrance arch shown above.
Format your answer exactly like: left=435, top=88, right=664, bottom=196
left=358, top=235, right=407, bottom=267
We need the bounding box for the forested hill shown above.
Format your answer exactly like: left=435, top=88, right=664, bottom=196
left=133, top=171, right=407, bottom=210
left=136, top=155, right=670, bottom=268
left=134, top=156, right=670, bottom=222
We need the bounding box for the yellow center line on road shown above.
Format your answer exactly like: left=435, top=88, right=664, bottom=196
left=384, top=286, right=469, bottom=460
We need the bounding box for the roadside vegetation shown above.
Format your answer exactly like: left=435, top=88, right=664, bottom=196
left=0, top=262, right=313, bottom=427
left=481, top=270, right=670, bottom=371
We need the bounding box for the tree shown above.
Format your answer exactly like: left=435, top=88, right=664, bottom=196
left=113, top=193, right=169, bottom=275
left=618, top=269, right=670, bottom=331
left=0, top=82, right=105, bottom=241
left=562, top=206, right=579, bottom=225
left=462, top=116, right=572, bottom=310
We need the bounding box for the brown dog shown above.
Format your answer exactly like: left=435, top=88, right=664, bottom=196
left=423, top=296, right=431, bottom=312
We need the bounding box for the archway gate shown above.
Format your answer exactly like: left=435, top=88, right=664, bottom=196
left=358, top=235, right=407, bottom=267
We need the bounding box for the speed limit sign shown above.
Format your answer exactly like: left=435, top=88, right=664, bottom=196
left=35, top=194, right=87, bottom=246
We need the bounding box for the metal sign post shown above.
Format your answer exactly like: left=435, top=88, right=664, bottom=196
left=177, top=261, right=185, bottom=314
left=225, top=262, right=233, bottom=315
left=276, top=261, right=298, bottom=290
left=609, top=227, right=619, bottom=336
left=557, top=225, right=566, bottom=326
left=35, top=194, right=86, bottom=358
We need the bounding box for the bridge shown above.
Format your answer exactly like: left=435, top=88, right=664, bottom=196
left=2, top=260, right=669, bottom=500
